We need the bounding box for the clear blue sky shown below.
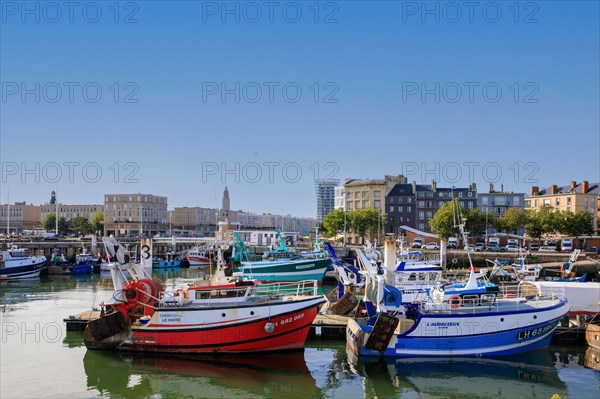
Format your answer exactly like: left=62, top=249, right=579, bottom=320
left=1, top=1, right=598, bottom=217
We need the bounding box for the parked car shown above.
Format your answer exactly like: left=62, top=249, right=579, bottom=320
left=463, top=244, right=476, bottom=251
left=446, top=242, right=458, bottom=249
left=486, top=244, right=506, bottom=252
left=412, top=238, right=423, bottom=248
left=538, top=246, right=557, bottom=252
left=422, top=242, right=440, bottom=250
left=474, top=243, right=485, bottom=252
left=504, top=245, right=521, bottom=251
left=529, top=243, right=540, bottom=251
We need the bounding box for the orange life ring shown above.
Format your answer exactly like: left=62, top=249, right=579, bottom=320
left=449, top=295, right=462, bottom=309
left=517, top=273, right=525, bottom=280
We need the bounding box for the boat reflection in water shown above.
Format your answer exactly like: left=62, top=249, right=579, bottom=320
left=585, top=346, right=600, bottom=372
left=84, top=350, right=322, bottom=399
left=349, top=350, right=568, bottom=399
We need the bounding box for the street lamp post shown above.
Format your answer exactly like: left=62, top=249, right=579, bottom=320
left=139, top=205, right=143, bottom=237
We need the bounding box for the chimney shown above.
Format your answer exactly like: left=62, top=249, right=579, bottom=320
left=412, top=181, right=417, bottom=194
left=431, top=180, right=437, bottom=192
left=470, top=182, right=477, bottom=192
left=570, top=181, right=576, bottom=190
left=531, top=186, right=539, bottom=196
left=551, top=185, right=557, bottom=195
left=582, top=180, right=589, bottom=193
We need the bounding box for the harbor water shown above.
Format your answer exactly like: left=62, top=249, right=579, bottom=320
left=1, top=269, right=599, bottom=399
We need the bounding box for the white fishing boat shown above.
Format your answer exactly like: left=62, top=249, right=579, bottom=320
left=0, top=247, right=46, bottom=280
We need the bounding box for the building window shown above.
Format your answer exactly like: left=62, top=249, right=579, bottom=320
left=482, top=197, right=488, bottom=206
left=347, top=203, right=353, bottom=210
left=534, top=200, right=538, bottom=207
left=389, top=206, right=394, bottom=212
left=354, top=192, right=360, bottom=199
left=389, top=197, right=395, bottom=204
left=374, top=200, right=381, bottom=209
left=398, top=206, right=403, bottom=213
left=438, top=201, right=443, bottom=207
left=407, top=206, right=411, bottom=212
left=426, top=211, right=433, bottom=218
left=555, top=198, right=560, bottom=206
left=355, top=201, right=361, bottom=209
left=374, top=191, right=381, bottom=199
left=363, top=200, right=369, bottom=208
left=513, top=196, right=520, bottom=206
left=407, top=198, right=412, bottom=204
left=418, top=211, right=425, bottom=220
left=543, top=199, right=550, bottom=206
left=362, top=191, right=369, bottom=199
left=418, top=201, right=425, bottom=207
left=567, top=197, right=572, bottom=205
left=468, top=192, right=473, bottom=197
left=458, top=192, right=463, bottom=198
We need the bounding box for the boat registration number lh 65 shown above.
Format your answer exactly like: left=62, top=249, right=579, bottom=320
left=516, top=322, right=557, bottom=341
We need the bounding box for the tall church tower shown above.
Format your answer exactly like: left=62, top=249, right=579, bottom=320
left=50, top=191, right=56, bottom=205
left=221, top=186, right=230, bottom=219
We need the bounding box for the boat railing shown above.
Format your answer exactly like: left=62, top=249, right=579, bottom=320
left=254, top=280, right=320, bottom=298
left=420, top=283, right=565, bottom=314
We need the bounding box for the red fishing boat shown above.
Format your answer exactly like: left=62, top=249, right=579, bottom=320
left=186, top=247, right=212, bottom=267
left=84, top=247, right=325, bottom=354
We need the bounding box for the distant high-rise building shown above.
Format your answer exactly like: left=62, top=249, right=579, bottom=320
left=315, top=179, right=339, bottom=221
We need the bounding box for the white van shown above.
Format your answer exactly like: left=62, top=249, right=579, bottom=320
left=561, top=238, right=573, bottom=252
left=488, top=237, right=500, bottom=247
left=507, top=238, right=519, bottom=247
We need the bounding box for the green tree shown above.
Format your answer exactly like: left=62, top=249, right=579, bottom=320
left=429, top=199, right=461, bottom=240
left=322, top=208, right=345, bottom=237
left=498, top=208, right=529, bottom=234
left=348, top=208, right=385, bottom=243
left=70, top=216, right=92, bottom=235
left=90, top=211, right=104, bottom=234
left=42, top=212, right=70, bottom=235
left=42, top=212, right=56, bottom=232
left=559, top=210, right=594, bottom=239
left=464, top=208, right=492, bottom=238
left=525, top=206, right=559, bottom=239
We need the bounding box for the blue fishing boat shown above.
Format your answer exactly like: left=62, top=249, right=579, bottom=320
left=70, top=253, right=96, bottom=275
left=346, top=212, right=570, bottom=358
left=155, top=252, right=181, bottom=268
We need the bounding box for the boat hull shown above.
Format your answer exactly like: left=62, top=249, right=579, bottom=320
left=187, top=257, right=211, bottom=267
left=0, top=262, right=44, bottom=280
left=347, top=298, right=569, bottom=358
left=118, top=297, right=324, bottom=354
left=237, top=258, right=330, bottom=282
left=155, top=261, right=181, bottom=268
